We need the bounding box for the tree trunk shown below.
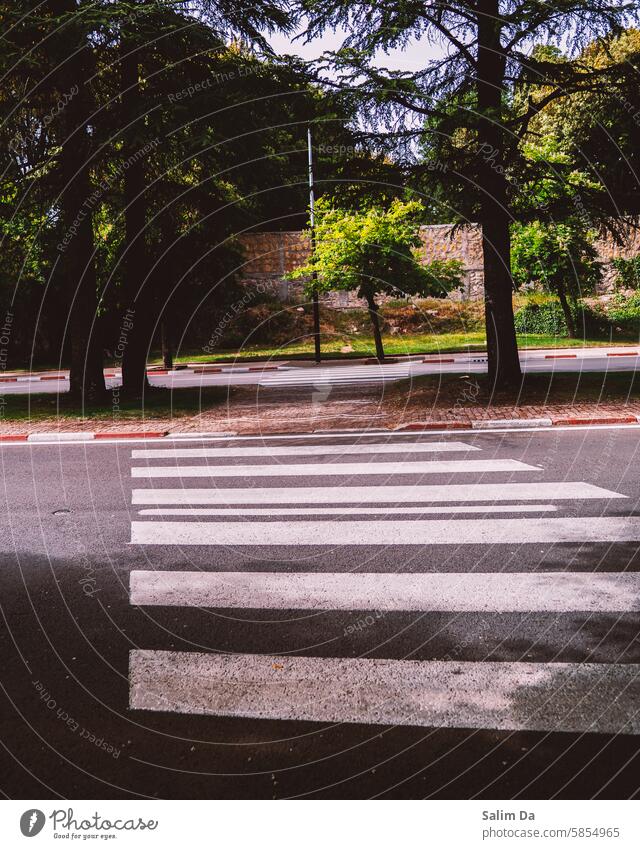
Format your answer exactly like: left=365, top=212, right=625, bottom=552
left=161, top=320, right=173, bottom=369
left=119, top=30, right=152, bottom=398
left=53, top=0, right=106, bottom=403
left=556, top=286, right=576, bottom=338
left=365, top=292, right=385, bottom=361
left=480, top=217, right=521, bottom=386
left=476, top=0, right=522, bottom=388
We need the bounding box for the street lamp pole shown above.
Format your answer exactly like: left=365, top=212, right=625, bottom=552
left=307, top=125, right=321, bottom=364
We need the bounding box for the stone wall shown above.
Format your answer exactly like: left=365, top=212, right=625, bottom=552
left=416, top=224, right=484, bottom=299
left=594, top=222, right=640, bottom=292
left=237, top=221, right=640, bottom=306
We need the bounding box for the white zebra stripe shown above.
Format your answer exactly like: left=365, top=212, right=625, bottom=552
left=131, top=459, right=539, bottom=478
left=131, top=481, right=624, bottom=505
left=131, top=441, right=479, bottom=459
left=130, top=516, right=640, bottom=546
left=137, top=504, right=557, bottom=516
left=129, top=651, right=640, bottom=734
left=130, top=570, right=640, bottom=612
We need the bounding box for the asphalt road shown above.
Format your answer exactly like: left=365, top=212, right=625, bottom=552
left=2, top=345, right=640, bottom=394
left=2, top=425, right=640, bottom=799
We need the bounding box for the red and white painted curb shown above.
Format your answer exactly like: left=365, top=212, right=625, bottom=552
left=2, top=415, right=640, bottom=442
left=0, top=431, right=169, bottom=442
left=392, top=415, right=640, bottom=431
left=0, top=364, right=290, bottom=383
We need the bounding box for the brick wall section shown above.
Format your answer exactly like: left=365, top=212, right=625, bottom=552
left=238, top=221, right=640, bottom=306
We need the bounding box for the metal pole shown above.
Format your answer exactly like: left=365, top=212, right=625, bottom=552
left=308, top=125, right=321, bottom=364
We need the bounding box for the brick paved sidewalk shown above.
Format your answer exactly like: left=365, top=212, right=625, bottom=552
left=1, top=380, right=639, bottom=435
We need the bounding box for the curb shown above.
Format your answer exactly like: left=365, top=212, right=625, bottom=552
left=2, top=416, right=640, bottom=443
left=94, top=431, right=169, bottom=439
left=551, top=415, right=638, bottom=426
left=472, top=418, right=553, bottom=430
left=394, top=421, right=468, bottom=431
left=3, top=364, right=291, bottom=382
left=393, top=415, right=640, bottom=432
left=24, top=431, right=170, bottom=442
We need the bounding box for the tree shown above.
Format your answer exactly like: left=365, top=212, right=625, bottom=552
left=3, top=1, right=375, bottom=386
left=288, top=198, right=463, bottom=360
left=301, top=0, right=639, bottom=386
left=0, top=0, right=108, bottom=400
left=522, top=30, right=640, bottom=221
left=109, top=0, right=294, bottom=397
left=511, top=219, right=602, bottom=337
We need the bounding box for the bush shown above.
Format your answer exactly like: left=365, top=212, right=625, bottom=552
left=606, top=291, right=640, bottom=332
left=511, top=220, right=602, bottom=297
left=612, top=257, right=640, bottom=291
left=514, top=298, right=609, bottom=337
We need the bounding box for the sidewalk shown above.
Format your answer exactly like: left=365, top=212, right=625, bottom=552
left=1, top=379, right=639, bottom=437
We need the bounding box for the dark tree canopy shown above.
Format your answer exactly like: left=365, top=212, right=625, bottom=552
left=299, top=0, right=640, bottom=386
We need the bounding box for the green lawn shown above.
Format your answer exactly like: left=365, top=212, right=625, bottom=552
left=5, top=331, right=636, bottom=373
left=157, top=331, right=631, bottom=365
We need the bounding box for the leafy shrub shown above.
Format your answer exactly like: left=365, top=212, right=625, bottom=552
left=514, top=300, right=566, bottom=335
left=612, top=257, right=640, bottom=291
left=514, top=298, right=609, bottom=337
left=606, top=291, right=640, bottom=332
left=511, top=220, right=602, bottom=297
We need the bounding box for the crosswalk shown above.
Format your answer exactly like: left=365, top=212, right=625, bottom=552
left=128, top=436, right=640, bottom=736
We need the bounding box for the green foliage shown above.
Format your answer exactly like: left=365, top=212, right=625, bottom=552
left=511, top=220, right=602, bottom=298
left=607, top=291, right=640, bottom=332
left=288, top=198, right=464, bottom=302
left=514, top=300, right=569, bottom=335
left=612, top=257, right=640, bottom=290
left=514, top=297, right=609, bottom=337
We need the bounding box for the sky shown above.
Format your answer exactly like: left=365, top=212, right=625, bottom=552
left=268, top=26, right=445, bottom=73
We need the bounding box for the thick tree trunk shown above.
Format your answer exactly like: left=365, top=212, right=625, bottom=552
left=556, top=286, right=576, bottom=338
left=480, top=216, right=522, bottom=385
left=161, top=320, right=173, bottom=369
left=120, top=32, right=152, bottom=398
left=53, top=0, right=106, bottom=403
left=365, top=292, right=385, bottom=361
left=476, top=0, right=522, bottom=388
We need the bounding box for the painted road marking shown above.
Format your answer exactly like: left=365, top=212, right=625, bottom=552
left=129, top=651, right=640, bottom=734
left=131, top=481, right=625, bottom=505
left=130, top=516, right=640, bottom=546
left=130, top=570, right=640, bottom=612
left=131, top=459, right=540, bottom=478
left=137, top=504, right=558, bottom=517
left=131, top=441, right=480, bottom=460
